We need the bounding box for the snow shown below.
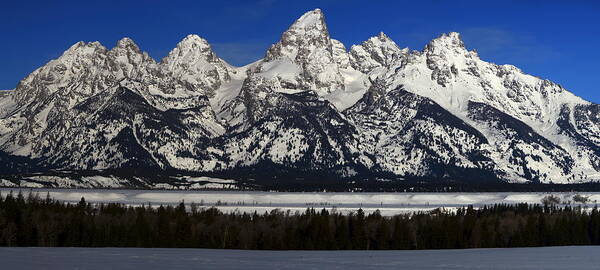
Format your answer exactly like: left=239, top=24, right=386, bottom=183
left=0, top=180, right=17, bottom=187
left=0, top=9, right=598, bottom=184
left=161, top=34, right=235, bottom=98
left=293, top=8, right=324, bottom=28
left=239, top=8, right=371, bottom=112
left=3, top=189, right=599, bottom=216
left=0, top=94, right=17, bottom=127
left=325, top=67, right=370, bottom=111
left=354, top=31, right=597, bottom=182
left=0, top=176, right=134, bottom=189
left=1, top=246, right=599, bottom=270
left=210, top=63, right=253, bottom=115
left=0, top=175, right=240, bottom=190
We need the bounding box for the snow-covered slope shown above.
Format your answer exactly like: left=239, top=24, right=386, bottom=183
left=346, top=85, right=495, bottom=179
left=161, top=34, right=237, bottom=98
left=224, top=8, right=370, bottom=117
left=216, top=90, right=368, bottom=178
left=0, top=8, right=598, bottom=185
left=347, top=31, right=598, bottom=183
left=0, top=37, right=228, bottom=170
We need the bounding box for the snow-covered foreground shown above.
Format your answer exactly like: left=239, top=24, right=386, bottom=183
left=1, top=246, right=599, bottom=269
left=2, top=189, right=599, bottom=215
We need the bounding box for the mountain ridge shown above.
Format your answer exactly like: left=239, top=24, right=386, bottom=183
left=0, top=8, right=598, bottom=187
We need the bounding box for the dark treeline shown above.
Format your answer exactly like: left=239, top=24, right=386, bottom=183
left=6, top=168, right=600, bottom=192
left=251, top=179, right=600, bottom=192
left=1, top=191, right=600, bottom=249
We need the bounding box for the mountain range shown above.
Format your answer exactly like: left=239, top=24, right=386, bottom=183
left=0, top=9, right=598, bottom=188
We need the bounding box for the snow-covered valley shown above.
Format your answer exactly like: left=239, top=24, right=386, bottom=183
left=2, top=189, right=598, bottom=216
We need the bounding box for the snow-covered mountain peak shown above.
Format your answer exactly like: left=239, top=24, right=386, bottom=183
left=173, top=34, right=212, bottom=51
left=373, top=32, right=394, bottom=44
left=114, top=37, right=141, bottom=52
left=236, top=8, right=371, bottom=112
left=110, top=37, right=150, bottom=61
left=105, top=38, right=156, bottom=84
left=362, top=32, right=402, bottom=53
left=1, top=8, right=598, bottom=184
left=9, top=40, right=114, bottom=107
left=161, top=34, right=234, bottom=97
left=51, top=41, right=109, bottom=69
left=264, top=8, right=331, bottom=61
left=163, top=34, right=218, bottom=63
left=63, top=41, right=107, bottom=55
left=351, top=28, right=600, bottom=181
left=426, top=32, right=466, bottom=51
left=289, top=8, right=325, bottom=31
left=349, top=32, right=407, bottom=78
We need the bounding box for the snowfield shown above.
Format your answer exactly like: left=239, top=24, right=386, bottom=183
left=1, top=246, right=599, bottom=269
left=2, top=189, right=599, bottom=216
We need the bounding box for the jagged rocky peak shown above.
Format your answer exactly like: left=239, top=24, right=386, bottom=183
left=248, top=8, right=354, bottom=98
left=173, top=34, right=212, bottom=52
left=109, top=37, right=154, bottom=66
left=349, top=31, right=407, bottom=76
left=331, top=39, right=350, bottom=69
left=63, top=40, right=108, bottom=56
left=1, top=7, right=598, bottom=185
left=424, top=32, right=477, bottom=61
left=11, top=40, right=112, bottom=106
left=114, top=37, right=141, bottom=52
left=426, top=32, right=465, bottom=49
left=424, top=32, right=481, bottom=63
left=264, top=8, right=331, bottom=61
left=36, top=40, right=109, bottom=72
left=161, top=34, right=233, bottom=97
left=420, top=32, right=481, bottom=87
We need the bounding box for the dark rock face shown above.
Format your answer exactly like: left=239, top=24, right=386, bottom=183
left=557, top=104, right=600, bottom=172
left=215, top=90, right=367, bottom=179
left=467, top=101, right=574, bottom=182
left=346, top=86, right=494, bottom=179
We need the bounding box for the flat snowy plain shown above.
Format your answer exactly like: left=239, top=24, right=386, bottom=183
left=2, top=188, right=599, bottom=215
left=1, top=246, right=599, bottom=269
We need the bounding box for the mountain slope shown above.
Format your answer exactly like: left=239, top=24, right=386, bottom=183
left=214, top=90, right=369, bottom=179
left=221, top=8, right=369, bottom=121
left=0, top=37, right=228, bottom=170
left=0, top=8, right=598, bottom=186
left=346, top=85, right=496, bottom=180
left=348, top=31, right=598, bottom=183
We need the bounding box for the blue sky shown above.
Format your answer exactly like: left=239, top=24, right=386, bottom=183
left=1, top=0, right=599, bottom=103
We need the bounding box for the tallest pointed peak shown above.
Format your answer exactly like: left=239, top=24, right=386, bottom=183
left=292, top=8, right=325, bottom=28
left=265, top=8, right=332, bottom=61
left=284, top=8, right=328, bottom=37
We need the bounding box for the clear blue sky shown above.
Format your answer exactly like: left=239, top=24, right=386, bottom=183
left=1, top=0, right=599, bottom=103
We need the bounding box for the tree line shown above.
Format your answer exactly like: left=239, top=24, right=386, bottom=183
left=1, top=191, right=600, bottom=249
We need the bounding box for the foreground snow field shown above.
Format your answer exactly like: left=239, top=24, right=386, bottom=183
left=1, top=246, right=599, bottom=269
left=2, top=189, right=599, bottom=215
